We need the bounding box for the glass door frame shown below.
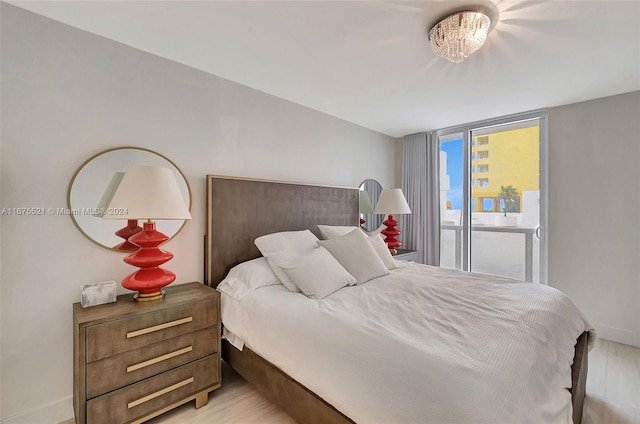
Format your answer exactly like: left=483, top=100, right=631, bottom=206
left=435, top=109, right=549, bottom=284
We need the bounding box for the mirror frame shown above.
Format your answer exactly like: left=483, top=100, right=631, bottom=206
left=67, top=147, right=192, bottom=252
left=359, top=178, right=384, bottom=234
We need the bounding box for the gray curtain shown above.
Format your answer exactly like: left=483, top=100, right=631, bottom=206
left=401, top=132, right=440, bottom=265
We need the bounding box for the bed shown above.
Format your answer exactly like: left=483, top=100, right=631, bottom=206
left=204, top=175, right=592, bottom=424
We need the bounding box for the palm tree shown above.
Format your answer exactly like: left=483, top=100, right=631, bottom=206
left=498, top=185, right=519, bottom=215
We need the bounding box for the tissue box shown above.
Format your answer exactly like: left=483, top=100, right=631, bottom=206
left=81, top=280, right=117, bottom=308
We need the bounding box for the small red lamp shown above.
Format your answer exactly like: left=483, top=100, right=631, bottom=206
left=374, top=188, right=411, bottom=254
left=103, top=165, right=191, bottom=301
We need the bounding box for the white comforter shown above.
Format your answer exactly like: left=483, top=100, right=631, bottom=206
left=221, top=261, right=593, bottom=424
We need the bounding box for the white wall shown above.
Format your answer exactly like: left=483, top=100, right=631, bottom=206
left=548, top=91, right=640, bottom=347
left=0, top=5, right=396, bottom=422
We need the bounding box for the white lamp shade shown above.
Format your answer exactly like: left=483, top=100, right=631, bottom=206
left=374, top=188, right=411, bottom=215
left=103, top=165, right=192, bottom=220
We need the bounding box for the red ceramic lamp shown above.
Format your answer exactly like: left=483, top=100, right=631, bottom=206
left=112, top=220, right=144, bottom=251
left=374, top=188, right=411, bottom=254
left=103, top=166, right=191, bottom=301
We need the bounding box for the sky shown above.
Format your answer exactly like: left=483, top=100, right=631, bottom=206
left=440, top=138, right=463, bottom=210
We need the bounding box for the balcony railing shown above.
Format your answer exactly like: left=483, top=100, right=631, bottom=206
left=441, top=224, right=537, bottom=282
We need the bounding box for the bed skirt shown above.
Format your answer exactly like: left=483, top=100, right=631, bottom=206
left=222, top=331, right=589, bottom=424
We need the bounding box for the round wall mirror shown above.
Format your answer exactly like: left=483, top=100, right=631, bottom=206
left=68, top=147, right=191, bottom=252
left=359, top=179, right=384, bottom=233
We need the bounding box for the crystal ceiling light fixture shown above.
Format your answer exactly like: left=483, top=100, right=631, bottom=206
left=429, top=10, right=491, bottom=63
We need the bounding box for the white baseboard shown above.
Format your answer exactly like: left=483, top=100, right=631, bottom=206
left=594, top=323, right=640, bottom=348
left=1, top=396, right=73, bottom=424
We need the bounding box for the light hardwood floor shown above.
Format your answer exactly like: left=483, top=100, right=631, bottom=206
left=582, top=338, right=640, bottom=423
left=145, top=360, right=296, bottom=424
left=64, top=338, right=640, bottom=423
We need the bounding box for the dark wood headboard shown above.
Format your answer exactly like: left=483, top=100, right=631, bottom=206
left=205, top=175, right=359, bottom=286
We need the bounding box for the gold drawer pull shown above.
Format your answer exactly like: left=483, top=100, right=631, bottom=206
left=128, top=377, right=194, bottom=409
left=126, top=346, right=193, bottom=373
left=126, top=317, right=193, bottom=339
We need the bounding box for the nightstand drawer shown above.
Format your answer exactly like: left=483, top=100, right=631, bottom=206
left=86, top=353, right=220, bottom=424
left=86, top=297, right=217, bottom=362
left=86, top=327, right=218, bottom=399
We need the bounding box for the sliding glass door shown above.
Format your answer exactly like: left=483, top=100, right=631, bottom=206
left=438, top=113, right=547, bottom=283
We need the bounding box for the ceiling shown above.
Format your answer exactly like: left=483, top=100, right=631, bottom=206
left=8, top=0, right=640, bottom=137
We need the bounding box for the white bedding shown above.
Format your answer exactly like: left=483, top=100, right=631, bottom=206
left=220, top=261, right=593, bottom=424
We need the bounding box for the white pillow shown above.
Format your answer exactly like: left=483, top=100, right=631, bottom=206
left=368, top=233, right=398, bottom=270
left=318, top=225, right=397, bottom=270
left=282, top=247, right=356, bottom=299
left=317, top=225, right=360, bottom=240
left=217, top=257, right=281, bottom=300
left=254, top=230, right=320, bottom=292
left=317, top=229, right=389, bottom=284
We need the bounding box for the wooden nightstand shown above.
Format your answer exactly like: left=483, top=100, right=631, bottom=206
left=73, top=282, right=220, bottom=424
left=393, top=249, right=419, bottom=262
